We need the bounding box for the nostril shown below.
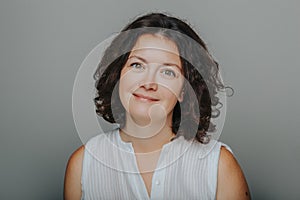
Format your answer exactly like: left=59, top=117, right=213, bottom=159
left=143, top=82, right=158, bottom=90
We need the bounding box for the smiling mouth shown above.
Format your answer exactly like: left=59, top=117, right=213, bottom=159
left=132, top=93, right=159, bottom=102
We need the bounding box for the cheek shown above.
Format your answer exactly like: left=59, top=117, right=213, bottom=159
left=118, top=70, right=140, bottom=109
left=159, top=84, right=183, bottom=110
left=119, top=70, right=140, bottom=92
left=159, top=78, right=184, bottom=99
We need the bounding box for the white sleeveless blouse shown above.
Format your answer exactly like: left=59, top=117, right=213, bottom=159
left=81, top=128, right=231, bottom=200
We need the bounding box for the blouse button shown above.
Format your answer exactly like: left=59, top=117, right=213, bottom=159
left=155, top=180, right=160, bottom=185
left=198, top=153, right=204, bottom=159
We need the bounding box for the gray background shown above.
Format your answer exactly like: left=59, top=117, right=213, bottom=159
left=0, top=0, right=299, bottom=199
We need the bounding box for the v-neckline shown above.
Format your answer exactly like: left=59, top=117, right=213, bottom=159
left=116, top=130, right=169, bottom=199
left=116, top=129, right=178, bottom=199
left=133, top=146, right=165, bottom=199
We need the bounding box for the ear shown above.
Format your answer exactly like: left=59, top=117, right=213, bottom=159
left=178, top=90, right=184, bottom=102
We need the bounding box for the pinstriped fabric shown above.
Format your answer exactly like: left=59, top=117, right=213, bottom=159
left=81, top=129, right=231, bottom=200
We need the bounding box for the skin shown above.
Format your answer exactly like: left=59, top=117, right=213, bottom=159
left=64, top=146, right=83, bottom=200
left=216, top=147, right=251, bottom=200
left=64, top=146, right=250, bottom=200
left=118, top=34, right=184, bottom=144
left=64, top=34, right=250, bottom=200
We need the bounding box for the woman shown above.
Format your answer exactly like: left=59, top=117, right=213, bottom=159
left=64, top=13, right=250, bottom=199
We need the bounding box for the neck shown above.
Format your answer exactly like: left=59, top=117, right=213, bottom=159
left=120, top=113, right=175, bottom=153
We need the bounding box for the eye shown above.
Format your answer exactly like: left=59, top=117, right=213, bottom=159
left=130, top=62, right=145, bottom=71
left=160, top=68, right=177, bottom=79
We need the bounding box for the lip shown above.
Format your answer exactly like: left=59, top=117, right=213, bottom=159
left=132, top=93, right=159, bottom=102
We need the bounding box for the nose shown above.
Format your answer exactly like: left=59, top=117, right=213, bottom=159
left=142, top=82, right=158, bottom=91
left=140, top=67, right=158, bottom=91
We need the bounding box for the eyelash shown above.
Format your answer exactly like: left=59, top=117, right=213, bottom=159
left=129, top=62, right=179, bottom=78
left=160, top=68, right=177, bottom=78
left=130, top=62, right=145, bottom=70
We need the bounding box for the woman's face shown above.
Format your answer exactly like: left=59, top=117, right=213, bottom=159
left=119, top=34, right=184, bottom=126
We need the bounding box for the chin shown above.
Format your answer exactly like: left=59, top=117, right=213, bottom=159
left=129, top=107, right=151, bottom=119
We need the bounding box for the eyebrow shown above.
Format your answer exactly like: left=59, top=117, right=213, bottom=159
left=128, top=55, right=182, bottom=71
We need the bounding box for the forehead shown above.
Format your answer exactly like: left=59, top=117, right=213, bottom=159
left=132, top=34, right=179, bottom=53
left=129, top=34, right=181, bottom=67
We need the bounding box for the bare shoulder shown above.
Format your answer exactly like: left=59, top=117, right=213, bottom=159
left=216, top=146, right=251, bottom=200
left=67, top=145, right=85, bottom=168
left=64, top=145, right=85, bottom=200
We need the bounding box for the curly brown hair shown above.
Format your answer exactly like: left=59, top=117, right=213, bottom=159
left=94, top=13, right=226, bottom=144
